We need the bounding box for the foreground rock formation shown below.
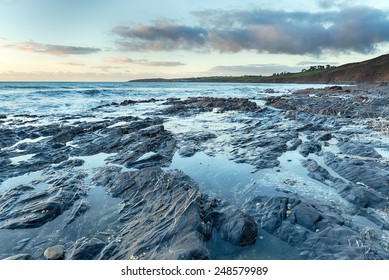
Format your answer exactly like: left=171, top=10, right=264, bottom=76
left=1, top=91, right=389, bottom=260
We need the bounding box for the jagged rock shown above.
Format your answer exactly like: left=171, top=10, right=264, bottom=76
left=299, top=142, right=321, bottom=157
left=52, top=126, right=85, bottom=143
left=93, top=167, right=257, bottom=260
left=0, top=172, right=87, bottom=229
left=293, top=203, right=323, bottom=231
left=213, top=205, right=258, bottom=246
left=162, top=97, right=260, bottom=116
left=178, top=146, right=198, bottom=157
left=94, top=167, right=210, bottom=260
left=325, top=153, right=389, bottom=196
left=315, top=132, right=332, bottom=141
left=139, top=124, right=164, bottom=137
left=287, top=138, right=302, bottom=151
left=338, top=184, right=389, bottom=209
left=244, top=194, right=389, bottom=259
left=65, top=238, right=105, bottom=260
left=338, top=142, right=382, bottom=158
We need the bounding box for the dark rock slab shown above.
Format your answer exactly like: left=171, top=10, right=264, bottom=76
left=299, top=141, right=322, bottom=157
left=162, top=97, right=260, bottom=116
left=338, top=184, right=389, bottom=209
left=293, top=203, right=323, bottom=231
left=244, top=194, right=389, bottom=260
left=338, top=142, right=382, bottom=158
left=325, top=153, right=389, bottom=196
left=178, top=146, right=198, bottom=157
left=213, top=205, right=258, bottom=246
left=94, top=167, right=210, bottom=260
left=0, top=172, right=87, bottom=229
left=93, top=167, right=257, bottom=260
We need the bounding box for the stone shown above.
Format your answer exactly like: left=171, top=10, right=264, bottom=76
left=315, top=132, right=332, bottom=141
left=139, top=124, right=165, bottom=137
left=299, top=142, right=321, bottom=157
left=44, top=245, right=65, bottom=260
left=293, top=204, right=323, bottom=231
left=178, top=146, right=197, bottom=157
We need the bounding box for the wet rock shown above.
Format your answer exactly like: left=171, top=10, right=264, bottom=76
left=178, top=146, right=197, bottom=157
left=60, top=199, right=90, bottom=228
left=0, top=172, right=87, bottom=229
left=14, top=238, right=32, bottom=251
left=213, top=205, right=258, bottom=246
left=299, top=142, right=321, bottom=157
left=52, top=126, right=85, bottom=143
left=94, top=167, right=210, bottom=260
left=113, top=129, right=176, bottom=169
left=139, top=124, right=164, bottom=137
left=338, top=184, right=389, bottom=209
left=293, top=203, right=323, bottom=231
left=315, top=132, right=332, bottom=142
left=338, top=142, right=382, bottom=158
left=44, top=245, right=65, bottom=260
left=301, top=159, right=335, bottom=182
left=244, top=194, right=389, bottom=259
left=253, top=159, right=280, bottom=170
left=162, top=97, right=260, bottom=116
left=325, top=153, right=389, bottom=196
left=267, top=88, right=389, bottom=119
left=120, top=99, right=137, bottom=106
left=65, top=237, right=105, bottom=260
left=286, top=138, right=302, bottom=151
left=0, top=128, right=19, bottom=149
left=53, top=159, right=84, bottom=170
left=93, top=167, right=256, bottom=260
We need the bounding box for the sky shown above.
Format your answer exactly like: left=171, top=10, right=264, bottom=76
left=0, top=0, right=389, bottom=81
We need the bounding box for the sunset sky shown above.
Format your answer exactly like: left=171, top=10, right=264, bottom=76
left=1, top=0, right=389, bottom=81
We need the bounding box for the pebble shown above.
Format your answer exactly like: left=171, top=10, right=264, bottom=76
left=287, top=204, right=292, bottom=210
left=44, top=245, right=65, bottom=260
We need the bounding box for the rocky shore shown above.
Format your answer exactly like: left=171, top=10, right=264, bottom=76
left=1, top=84, right=389, bottom=260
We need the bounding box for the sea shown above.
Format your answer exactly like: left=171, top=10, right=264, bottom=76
left=0, top=81, right=327, bottom=116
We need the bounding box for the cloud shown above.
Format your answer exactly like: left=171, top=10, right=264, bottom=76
left=112, top=22, right=208, bottom=51
left=59, top=62, right=85, bottom=66
left=297, top=60, right=338, bottom=66
left=112, top=6, right=389, bottom=55
left=104, top=56, right=185, bottom=67
left=104, top=57, right=134, bottom=64
left=141, top=61, right=185, bottom=67
left=3, top=41, right=101, bottom=56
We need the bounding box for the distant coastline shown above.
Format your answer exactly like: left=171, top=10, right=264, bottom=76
left=129, top=54, right=389, bottom=84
